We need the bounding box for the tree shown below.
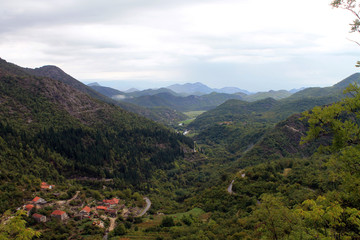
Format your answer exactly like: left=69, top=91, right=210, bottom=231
left=161, top=216, right=175, bottom=227
left=331, top=0, right=360, bottom=66
left=332, top=0, right=360, bottom=33
left=0, top=210, right=41, bottom=240
left=112, top=223, right=126, bottom=236
left=296, top=196, right=360, bottom=239
left=251, top=194, right=300, bottom=240
left=302, top=83, right=360, bottom=153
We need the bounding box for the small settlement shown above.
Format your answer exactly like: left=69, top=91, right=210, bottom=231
left=22, top=181, right=147, bottom=230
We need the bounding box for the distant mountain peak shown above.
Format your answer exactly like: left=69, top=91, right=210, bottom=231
left=167, top=82, right=213, bottom=95
left=88, top=82, right=101, bottom=87
left=125, top=88, right=140, bottom=93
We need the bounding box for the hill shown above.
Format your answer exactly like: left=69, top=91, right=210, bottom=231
left=214, top=87, right=252, bottom=95
left=243, top=90, right=292, bottom=101
left=89, top=85, right=127, bottom=100
left=241, top=114, right=330, bottom=164
left=285, top=73, right=360, bottom=101
left=167, top=82, right=213, bottom=95
left=188, top=73, right=359, bottom=161
left=0, top=58, right=193, bottom=212
left=23, top=65, right=185, bottom=125
left=122, top=92, right=245, bottom=112
left=127, top=88, right=180, bottom=98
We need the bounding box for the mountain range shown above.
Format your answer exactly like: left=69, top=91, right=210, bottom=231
left=2, top=57, right=360, bottom=239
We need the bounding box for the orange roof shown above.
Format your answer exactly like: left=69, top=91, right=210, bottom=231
left=81, top=206, right=91, bottom=213
left=51, top=210, right=66, bottom=216
left=25, top=204, right=34, bottom=211
left=96, top=206, right=107, bottom=210
left=103, top=198, right=119, bottom=205
left=32, top=197, right=40, bottom=202
left=32, top=213, right=44, bottom=219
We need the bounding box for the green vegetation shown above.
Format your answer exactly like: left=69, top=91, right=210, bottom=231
left=0, top=58, right=193, bottom=213
left=122, top=92, right=244, bottom=112
left=2, top=52, right=360, bottom=239
left=0, top=210, right=41, bottom=239
left=183, top=111, right=206, bottom=119
left=26, top=65, right=187, bottom=125
left=243, top=89, right=292, bottom=101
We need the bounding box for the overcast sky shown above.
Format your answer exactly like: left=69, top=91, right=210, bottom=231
left=1, top=0, right=359, bottom=91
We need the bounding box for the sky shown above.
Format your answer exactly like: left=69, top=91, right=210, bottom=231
left=1, top=0, right=360, bottom=92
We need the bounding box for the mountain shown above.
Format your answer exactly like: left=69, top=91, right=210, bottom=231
left=24, top=65, right=114, bottom=104
left=241, top=114, right=330, bottom=163
left=89, top=85, right=127, bottom=100
left=289, top=87, right=305, bottom=93
left=87, top=85, right=187, bottom=124
left=286, top=73, right=360, bottom=101
left=87, top=82, right=101, bottom=86
left=214, top=87, right=252, bottom=95
left=333, top=72, right=360, bottom=88
left=243, top=90, right=292, bottom=101
left=127, top=87, right=180, bottom=98
left=125, top=87, right=140, bottom=93
left=23, top=65, right=185, bottom=125
left=189, top=98, right=279, bottom=130
left=122, top=92, right=245, bottom=112
left=188, top=73, right=360, bottom=161
left=0, top=58, right=193, bottom=212
left=167, top=82, right=214, bottom=95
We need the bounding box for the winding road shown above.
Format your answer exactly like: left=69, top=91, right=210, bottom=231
left=137, top=197, right=151, bottom=217
left=227, top=180, right=235, bottom=195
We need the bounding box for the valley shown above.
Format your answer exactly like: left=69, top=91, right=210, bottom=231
left=1, top=58, right=360, bottom=239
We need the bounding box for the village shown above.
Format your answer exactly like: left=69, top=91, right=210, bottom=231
left=21, top=182, right=151, bottom=233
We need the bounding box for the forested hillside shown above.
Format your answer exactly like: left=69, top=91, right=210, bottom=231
left=0, top=58, right=193, bottom=213
left=23, top=65, right=187, bottom=125
left=122, top=92, right=245, bottom=112
left=1, top=58, right=360, bottom=239
left=188, top=74, right=360, bottom=162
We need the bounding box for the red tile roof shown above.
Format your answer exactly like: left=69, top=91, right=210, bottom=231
left=96, top=206, right=107, bottom=210
left=103, top=198, right=119, bottom=205
left=32, top=197, right=40, bottom=202
left=32, top=213, right=44, bottom=219
left=81, top=206, right=91, bottom=213
left=51, top=210, right=66, bottom=216
left=25, top=204, right=34, bottom=211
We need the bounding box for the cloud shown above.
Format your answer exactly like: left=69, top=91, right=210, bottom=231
left=0, top=0, right=359, bottom=91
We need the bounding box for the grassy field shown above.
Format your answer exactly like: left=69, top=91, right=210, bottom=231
left=183, top=111, right=206, bottom=118
left=179, top=111, right=206, bottom=125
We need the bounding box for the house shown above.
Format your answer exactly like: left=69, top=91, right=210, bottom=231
left=102, top=198, right=119, bottom=206
left=32, top=213, right=46, bottom=223
left=41, top=182, right=55, bottom=190
left=51, top=210, right=68, bottom=221
left=96, top=206, right=107, bottom=211
left=80, top=206, right=91, bottom=216
left=24, top=204, right=34, bottom=216
left=32, top=197, right=46, bottom=205
left=25, top=204, right=34, bottom=211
